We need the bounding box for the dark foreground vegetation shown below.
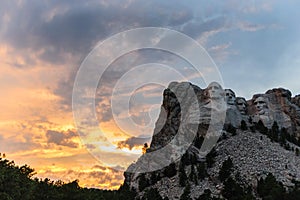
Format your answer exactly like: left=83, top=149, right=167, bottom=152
left=1, top=153, right=300, bottom=200
left=0, top=158, right=136, bottom=200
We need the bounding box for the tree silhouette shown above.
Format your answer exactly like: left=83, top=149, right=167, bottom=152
left=219, top=157, right=233, bottom=182
left=256, top=120, right=268, bottom=135
left=180, top=183, right=191, bottom=200
left=138, top=174, right=149, bottom=192
left=296, top=148, right=300, bottom=156
left=241, top=120, right=248, bottom=131
left=0, top=157, right=130, bottom=200
left=196, top=189, right=212, bottom=200
left=197, top=162, right=207, bottom=180
left=142, top=143, right=148, bottom=154
left=257, top=173, right=285, bottom=200
left=179, top=162, right=187, bottom=187
left=206, top=148, right=217, bottom=168
left=270, top=121, right=279, bottom=142
left=142, top=188, right=163, bottom=200
left=164, top=163, right=176, bottom=178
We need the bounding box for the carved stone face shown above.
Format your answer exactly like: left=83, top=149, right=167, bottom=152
left=254, top=96, right=268, bottom=115
left=236, top=97, right=247, bottom=114
left=207, top=82, right=224, bottom=100
left=225, top=89, right=236, bottom=105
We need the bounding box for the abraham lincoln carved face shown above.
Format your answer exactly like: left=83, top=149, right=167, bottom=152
left=254, top=96, right=268, bottom=115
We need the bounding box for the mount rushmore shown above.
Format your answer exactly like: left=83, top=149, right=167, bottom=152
left=147, top=81, right=300, bottom=153
left=123, top=81, right=300, bottom=199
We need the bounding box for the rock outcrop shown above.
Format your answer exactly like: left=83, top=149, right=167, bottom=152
left=123, top=82, right=300, bottom=199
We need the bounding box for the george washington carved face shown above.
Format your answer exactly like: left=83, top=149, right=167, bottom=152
left=207, top=82, right=224, bottom=100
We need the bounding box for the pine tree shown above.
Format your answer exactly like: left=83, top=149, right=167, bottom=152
left=119, top=182, right=137, bottom=200
left=138, top=174, right=149, bottom=192
left=164, top=163, right=176, bottom=178
left=179, top=162, right=187, bottom=187
left=219, top=157, right=233, bottom=182
left=222, top=177, right=244, bottom=200
left=271, top=121, right=279, bottom=142
left=241, top=120, right=248, bottom=131
left=180, top=183, right=191, bottom=200
left=206, top=148, right=217, bottom=168
left=226, top=123, right=237, bottom=135
left=257, top=173, right=285, bottom=200
left=279, top=131, right=287, bottom=147
left=196, top=189, right=212, bottom=200
left=142, top=188, right=163, bottom=200
left=248, top=116, right=253, bottom=124
left=194, top=136, right=204, bottom=149
left=189, top=165, right=197, bottom=184
left=256, top=120, right=268, bottom=135
left=197, top=162, right=207, bottom=180
left=296, top=148, right=300, bottom=156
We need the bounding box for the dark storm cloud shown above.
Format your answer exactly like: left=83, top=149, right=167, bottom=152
left=2, top=0, right=287, bottom=118
left=0, top=0, right=195, bottom=112
left=1, top=0, right=194, bottom=65
left=46, top=129, right=79, bottom=148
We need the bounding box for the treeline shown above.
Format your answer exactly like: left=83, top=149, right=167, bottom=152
left=251, top=120, right=300, bottom=155
left=0, top=158, right=135, bottom=200
left=186, top=157, right=300, bottom=200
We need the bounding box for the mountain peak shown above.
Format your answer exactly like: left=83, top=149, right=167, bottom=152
left=123, top=82, right=300, bottom=199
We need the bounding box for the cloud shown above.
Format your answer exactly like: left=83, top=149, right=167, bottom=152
left=208, top=42, right=239, bottom=64
left=237, top=21, right=266, bottom=32
left=46, top=129, right=79, bottom=148
left=117, top=136, right=151, bottom=150
left=36, top=164, right=124, bottom=189
left=0, top=0, right=272, bottom=117
left=240, top=1, right=273, bottom=13
left=0, top=136, right=41, bottom=154
left=209, top=42, right=232, bottom=51
left=0, top=0, right=194, bottom=67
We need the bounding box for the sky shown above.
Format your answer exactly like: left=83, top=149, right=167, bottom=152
left=0, top=0, right=300, bottom=189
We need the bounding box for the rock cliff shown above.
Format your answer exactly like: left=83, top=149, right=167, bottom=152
left=123, top=82, right=300, bottom=199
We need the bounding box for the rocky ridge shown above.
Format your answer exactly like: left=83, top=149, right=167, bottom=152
left=123, top=82, right=300, bottom=199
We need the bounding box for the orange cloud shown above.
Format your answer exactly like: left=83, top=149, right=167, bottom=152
left=0, top=43, right=129, bottom=189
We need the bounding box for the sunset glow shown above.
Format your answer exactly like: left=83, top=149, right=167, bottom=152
left=1, top=0, right=300, bottom=190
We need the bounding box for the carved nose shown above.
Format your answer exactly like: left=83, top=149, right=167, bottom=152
left=257, top=105, right=262, bottom=109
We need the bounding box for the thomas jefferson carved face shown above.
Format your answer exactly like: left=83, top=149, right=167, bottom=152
left=236, top=97, right=247, bottom=114
left=254, top=96, right=268, bottom=115
left=207, top=82, right=224, bottom=100
left=225, top=89, right=236, bottom=105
